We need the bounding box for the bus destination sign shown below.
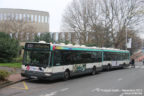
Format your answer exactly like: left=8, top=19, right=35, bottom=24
left=25, top=43, right=50, bottom=50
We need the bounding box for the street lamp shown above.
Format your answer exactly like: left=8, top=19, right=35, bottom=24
left=126, top=28, right=127, bottom=50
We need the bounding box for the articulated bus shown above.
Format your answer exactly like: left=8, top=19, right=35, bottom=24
left=21, top=41, right=130, bottom=80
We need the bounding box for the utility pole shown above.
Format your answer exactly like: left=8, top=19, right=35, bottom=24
left=126, top=28, right=127, bottom=50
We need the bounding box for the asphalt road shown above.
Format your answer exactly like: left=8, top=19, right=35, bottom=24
left=0, top=62, right=144, bottom=96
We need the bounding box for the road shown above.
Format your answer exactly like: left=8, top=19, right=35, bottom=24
left=0, top=62, right=144, bottom=96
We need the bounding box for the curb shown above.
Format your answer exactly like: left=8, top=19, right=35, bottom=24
left=0, top=78, right=27, bottom=89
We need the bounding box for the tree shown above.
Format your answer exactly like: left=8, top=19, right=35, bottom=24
left=0, top=32, right=20, bottom=62
left=34, top=32, right=53, bottom=43
left=0, top=15, right=36, bottom=41
left=99, top=0, right=143, bottom=48
left=62, top=0, right=144, bottom=49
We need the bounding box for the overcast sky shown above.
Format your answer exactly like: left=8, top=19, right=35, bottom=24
left=0, top=0, right=72, bottom=32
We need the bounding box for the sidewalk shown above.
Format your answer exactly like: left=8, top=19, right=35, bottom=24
left=0, top=67, right=26, bottom=89
left=7, top=73, right=25, bottom=82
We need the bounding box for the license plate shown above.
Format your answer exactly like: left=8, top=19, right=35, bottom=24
left=30, top=76, right=37, bottom=79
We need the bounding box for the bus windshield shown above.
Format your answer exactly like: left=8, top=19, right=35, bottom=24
left=23, top=50, right=50, bottom=68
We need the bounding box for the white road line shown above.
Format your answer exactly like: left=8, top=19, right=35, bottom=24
left=60, top=88, right=69, bottom=92
left=119, top=93, right=124, bottom=96
left=129, top=66, right=144, bottom=69
left=141, top=66, right=144, bottom=69
left=135, top=66, right=140, bottom=68
left=91, top=88, right=100, bottom=92
left=118, top=78, right=123, bottom=81
left=40, top=91, right=57, bottom=96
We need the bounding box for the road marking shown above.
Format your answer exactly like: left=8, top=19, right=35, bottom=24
left=91, top=88, right=100, bottom=92
left=119, top=93, right=124, bottom=96
left=23, top=81, right=29, bottom=90
left=10, top=81, right=29, bottom=90
left=135, top=66, right=140, bottom=68
left=118, top=78, right=123, bottom=81
left=141, top=66, right=144, bottom=68
left=40, top=91, right=57, bottom=96
left=60, top=88, right=69, bottom=92
left=40, top=88, right=69, bottom=96
left=130, top=66, right=144, bottom=69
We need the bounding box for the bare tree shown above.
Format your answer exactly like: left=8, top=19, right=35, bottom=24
left=0, top=15, right=36, bottom=41
left=62, top=0, right=144, bottom=49
left=100, top=0, right=144, bottom=48
left=62, top=0, right=101, bottom=44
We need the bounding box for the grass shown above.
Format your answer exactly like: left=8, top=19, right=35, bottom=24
left=0, top=63, right=21, bottom=68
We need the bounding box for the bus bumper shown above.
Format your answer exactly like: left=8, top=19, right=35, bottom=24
left=21, top=70, right=64, bottom=80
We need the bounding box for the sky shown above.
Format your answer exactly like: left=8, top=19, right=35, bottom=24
left=0, top=0, right=72, bottom=32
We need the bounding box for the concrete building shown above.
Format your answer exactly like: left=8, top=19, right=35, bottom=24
left=0, top=8, right=49, bottom=41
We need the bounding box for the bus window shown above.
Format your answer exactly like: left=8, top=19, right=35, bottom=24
left=62, top=51, right=74, bottom=65
left=104, top=52, right=111, bottom=61
left=54, top=51, right=62, bottom=66
left=80, top=51, right=92, bottom=63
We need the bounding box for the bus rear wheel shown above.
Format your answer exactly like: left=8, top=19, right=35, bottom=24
left=107, top=64, right=112, bottom=71
left=91, top=67, right=96, bottom=75
left=63, top=71, right=70, bottom=81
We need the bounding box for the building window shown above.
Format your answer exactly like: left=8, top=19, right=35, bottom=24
left=15, top=14, right=19, bottom=20
left=0, top=13, right=2, bottom=21
left=47, top=16, right=49, bottom=23
left=19, top=14, right=22, bottom=20
left=11, top=13, right=15, bottom=19
left=23, top=14, right=26, bottom=21
left=31, top=14, right=33, bottom=23
left=39, top=15, right=41, bottom=23
left=3, top=13, right=7, bottom=20
left=45, top=16, right=47, bottom=23
left=35, top=15, right=37, bottom=23
left=27, top=14, right=30, bottom=22
left=42, top=16, right=44, bottom=23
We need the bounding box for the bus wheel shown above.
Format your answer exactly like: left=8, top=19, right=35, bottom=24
left=63, top=71, right=70, bottom=81
left=122, top=63, right=126, bottom=68
left=107, top=64, right=111, bottom=71
left=92, top=67, right=96, bottom=75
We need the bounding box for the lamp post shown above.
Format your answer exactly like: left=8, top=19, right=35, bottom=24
left=126, top=28, right=127, bottom=50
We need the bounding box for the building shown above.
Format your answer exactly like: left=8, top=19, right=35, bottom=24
left=51, top=32, right=78, bottom=44
left=0, top=8, right=49, bottom=41
left=131, top=50, right=144, bottom=61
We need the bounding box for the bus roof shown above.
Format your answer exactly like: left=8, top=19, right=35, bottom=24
left=51, top=43, right=129, bottom=53
left=25, top=42, right=129, bottom=53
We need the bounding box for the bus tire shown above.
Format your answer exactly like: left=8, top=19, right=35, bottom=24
left=91, top=67, right=96, bottom=75
left=107, top=64, right=111, bottom=71
left=122, top=63, right=126, bottom=68
left=63, top=70, right=70, bottom=81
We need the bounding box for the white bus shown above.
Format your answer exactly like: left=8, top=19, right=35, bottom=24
left=21, top=42, right=130, bottom=80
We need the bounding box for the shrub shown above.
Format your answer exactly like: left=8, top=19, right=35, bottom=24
left=0, top=70, right=9, bottom=81
left=0, top=32, right=20, bottom=62
left=13, top=57, right=23, bottom=63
